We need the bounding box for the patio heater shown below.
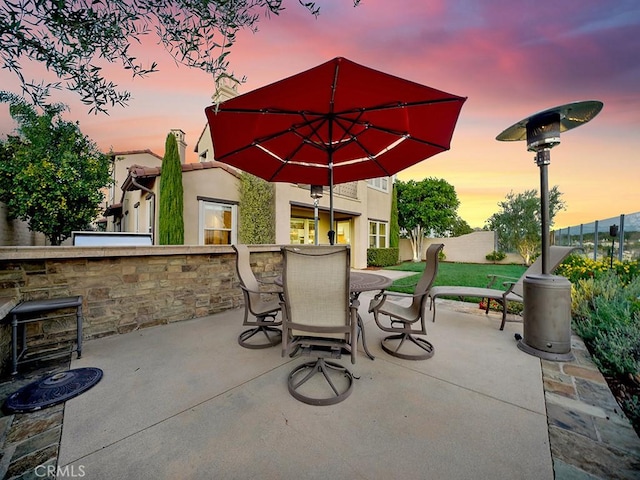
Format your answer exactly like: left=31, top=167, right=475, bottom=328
left=310, top=185, right=323, bottom=245
left=496, top=100, right=603, bottom=361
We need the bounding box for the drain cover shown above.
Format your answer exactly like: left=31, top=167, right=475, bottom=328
left=3, top=367, right=103, bottom=413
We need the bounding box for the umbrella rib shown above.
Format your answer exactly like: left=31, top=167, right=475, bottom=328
left=299, top=112, right=332, bottom=151
left=365, top=124, right=449, bottom=151
left=266, top=140, right=310, bottom=182
left=332, top=111, right=367, bottom=144
left=215, top=97, right=464, bottom=117
left=335, top=97, right=466, bottom=115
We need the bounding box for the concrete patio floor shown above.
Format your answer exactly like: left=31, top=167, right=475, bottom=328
left=56, top=284, right=553, bottom=480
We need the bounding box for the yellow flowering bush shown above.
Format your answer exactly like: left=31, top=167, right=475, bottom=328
left=556, top=254, right=640, bottom=285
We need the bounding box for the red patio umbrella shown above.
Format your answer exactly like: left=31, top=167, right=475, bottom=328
left=205, top=57, right=466, bottom=243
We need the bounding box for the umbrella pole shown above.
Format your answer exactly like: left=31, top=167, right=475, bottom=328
left=328, top=162, right=335, bottom=245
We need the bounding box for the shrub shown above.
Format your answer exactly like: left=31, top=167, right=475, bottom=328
left=479, top=298, right=523, bottom=315
left=486, top=251, right=506, bottom=262
left=557, top=254, right=640, bottom=285
left=367, top=248, right=399, bottom=267
left=590, top=322, right=640, bottom=377
left=238, top=173, right=275, bottom=244
left=570, top=274, right=621, bottom=322
left=571, top=272, right=640, bottom=429
left=572, top=273, right=640, bottom=370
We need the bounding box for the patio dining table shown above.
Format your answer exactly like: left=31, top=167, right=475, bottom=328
left=276, top=271, right=392, bottom=360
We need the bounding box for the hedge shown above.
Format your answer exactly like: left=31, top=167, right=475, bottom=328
left=367, top=248, right=399, bottom=267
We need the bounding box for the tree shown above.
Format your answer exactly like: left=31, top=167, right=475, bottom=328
left=389, top=182, right=400, bottom=248
left=486, top=187, right=566, bottom=265
left=238, top=172, right=275, bottom=244
left=1, top=0, right=360, bottom=114
left=396, top=178, right=460, bottom=262
left=0, top=95, right=112, bottom=245
left=157, top=133, right=184, bottom=245
left=451, top=215, right=473, bottom=237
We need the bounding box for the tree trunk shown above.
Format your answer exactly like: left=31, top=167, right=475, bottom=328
left=409, top=225, right=424, bottom=262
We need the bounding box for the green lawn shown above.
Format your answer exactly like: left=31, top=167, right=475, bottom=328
left=386, top=261, right=527, bottom=294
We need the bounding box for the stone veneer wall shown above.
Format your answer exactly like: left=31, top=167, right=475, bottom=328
left=0, top=245, right=283, bottom=375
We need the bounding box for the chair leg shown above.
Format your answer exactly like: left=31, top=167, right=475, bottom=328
left=381, top=333, right=435, bottom=361
left=500, top=306, right=507, bottom=331
left=287, top=358, right=354, bottom=406
left=431, top=297, right=437, bottom=323
left=356, top=314, right=375, bottom=360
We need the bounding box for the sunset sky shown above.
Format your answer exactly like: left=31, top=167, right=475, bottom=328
left=1, top=0, right=638, bottom=229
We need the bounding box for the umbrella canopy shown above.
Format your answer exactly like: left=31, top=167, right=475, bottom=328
left=205, top=57, right=466, bottom=242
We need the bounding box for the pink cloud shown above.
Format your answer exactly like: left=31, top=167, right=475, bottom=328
left=1, top=0, right=638, bottom=228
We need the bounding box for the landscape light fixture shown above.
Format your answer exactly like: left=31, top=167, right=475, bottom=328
left=496, top=100, right=603, bottom=361
left=310, top=185, right=323, bottom=245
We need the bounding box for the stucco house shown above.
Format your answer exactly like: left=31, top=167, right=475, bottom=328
left=103, top=131, right=392, bottom=269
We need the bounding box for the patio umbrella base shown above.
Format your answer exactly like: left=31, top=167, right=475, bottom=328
left=2, top=367, right=103, bottom=414
left=288, top=359, right=354, bottom=406
left=238, top=326, right=282, bottom=349
left=381, top=334, right=435, bottom=361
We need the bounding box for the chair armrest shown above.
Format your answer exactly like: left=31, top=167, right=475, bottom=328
left=502, top=281, right=517, bottom=294
left=486, top=274, right=518, bottom=288
left=257, top=277, right=283, bottom=291
left=379, top=291, right=421, bottom=299
left=239, top=284, right=283, bottom=296
left=368, top=290, right=422, bottom=313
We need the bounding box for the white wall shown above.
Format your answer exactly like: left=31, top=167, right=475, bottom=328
left=399, top=231, right=523, bottom=264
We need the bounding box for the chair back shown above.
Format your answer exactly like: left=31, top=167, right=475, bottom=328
left=511, top=246, right=580, bottom=298
left=281, top=246, right=351, bottom=340
left=232, top=244, right=262, bottom=306
left=411, top=243, right=444, bottom=311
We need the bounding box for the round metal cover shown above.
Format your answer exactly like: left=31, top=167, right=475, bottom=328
left=3, top=368, right=103, bottom=413
left=496, top=100, right=603, bottom=142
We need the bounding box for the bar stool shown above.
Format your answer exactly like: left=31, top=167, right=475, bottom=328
left=5, top=296, right=83, bottom=375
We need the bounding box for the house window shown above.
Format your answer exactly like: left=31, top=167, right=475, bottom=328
left=199, top=200, right=237, bottom=245
left=367, top=177, right=389, bottom=192
left=290, top=218, right=316, bottom=244
left=369, top=221, right=388, bottom=248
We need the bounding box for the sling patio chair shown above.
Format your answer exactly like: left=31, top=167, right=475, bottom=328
left=280, top=245, right=358, bottom=406
left=368, top=243, right=444, bottom=361
left=428, top=245, right=580, bottom=330
left=232, top=244, right=282, bottom=349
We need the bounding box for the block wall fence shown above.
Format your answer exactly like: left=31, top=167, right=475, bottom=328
left=0, top=245, right=282, bottom=375
left=398, top=231, right=523, bottom=264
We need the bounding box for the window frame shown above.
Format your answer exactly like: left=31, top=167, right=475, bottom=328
left=198, top=199, right=238, bottom=245
left=367, top=177, right=389, bottom=193
left=368, top=220, right=388, bottom=248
